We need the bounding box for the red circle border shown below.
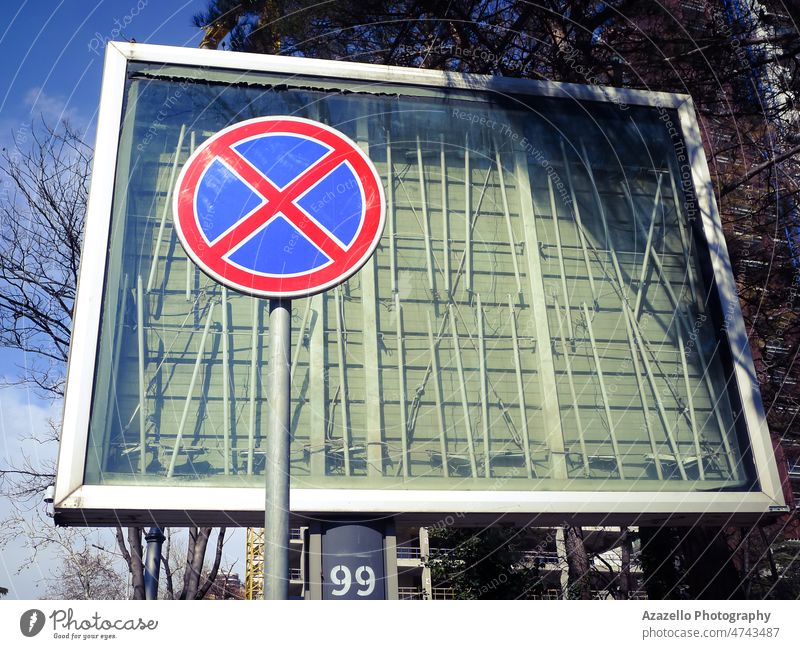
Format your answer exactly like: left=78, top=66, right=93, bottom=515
left=172, top=116, right=386, bottom=298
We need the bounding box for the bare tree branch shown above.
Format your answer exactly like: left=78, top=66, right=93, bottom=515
left=127, top=527, right=146, bottom=600
left=196, top=527, right=226, bottom=599
left=720, top=143, right=800, bottom=197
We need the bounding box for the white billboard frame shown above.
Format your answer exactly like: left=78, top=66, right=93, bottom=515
left=54, top=41, right=787, bottom=527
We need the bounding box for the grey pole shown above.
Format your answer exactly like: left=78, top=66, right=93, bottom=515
left=144, top=527, right=165, bottom=600
left=264, top=298, right=291, bottom=600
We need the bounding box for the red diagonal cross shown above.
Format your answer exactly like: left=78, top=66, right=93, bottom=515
left=208, top=142, right=351, bottom=260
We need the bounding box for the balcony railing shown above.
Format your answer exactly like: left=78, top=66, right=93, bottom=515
left=399, top=586, right=646, bottom=600
left=530, top=589, right=648, bottom=600
left=520, top=551, right=560, bottom=564
left=429, top=548, right=561, bottom=565
left=398, top=587, right=456, bottom=600
left=430, top=587, right=455, bottom=600
left=396, top=546, right=423, bottom=560
left=398, top=586, right=424, bottom=600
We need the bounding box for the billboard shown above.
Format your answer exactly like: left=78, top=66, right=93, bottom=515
left=54, top=42, right=785, bottom=526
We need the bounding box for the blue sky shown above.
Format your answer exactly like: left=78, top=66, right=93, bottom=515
left=0, top=0, right=250, bottom=599
left=0, top=1, right=203, bottom=140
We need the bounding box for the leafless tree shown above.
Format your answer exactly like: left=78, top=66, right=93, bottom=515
left=43, top=541, right=129, bottom=600
left=0, top=119, right=88, bottom=397
left=156, top=527, right=231, bottom=600
left=0, top=120, right=227, bottom=599
left=0, top=503, right=128, bottom=599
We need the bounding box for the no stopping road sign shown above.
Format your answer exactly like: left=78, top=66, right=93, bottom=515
left=173, top=116, right=386, bottom=298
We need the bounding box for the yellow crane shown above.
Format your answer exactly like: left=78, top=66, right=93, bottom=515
left=244, top=528, right=265, bottom=600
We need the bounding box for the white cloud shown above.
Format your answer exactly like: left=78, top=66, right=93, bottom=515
left=0, top=384, right=60, bottom=468
left=0, top=386, right=61, bottom=598
left=23, top=86, right=86, bottom=129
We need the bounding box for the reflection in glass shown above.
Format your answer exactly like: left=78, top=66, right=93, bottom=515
left=83, top=66, right=748, bottom=491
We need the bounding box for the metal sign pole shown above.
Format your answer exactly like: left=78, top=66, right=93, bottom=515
left=264, top=298, right=291, bottom=600
left=143, top=527, right=165, bottom=600
left=169, top=115, right=384, bottom=599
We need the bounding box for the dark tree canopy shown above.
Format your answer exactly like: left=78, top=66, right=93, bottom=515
left=427, top=526, right=545, bottom=599
left=191, top=0, right=800, bottom=598
left=194, top=0, right=800, bottom=488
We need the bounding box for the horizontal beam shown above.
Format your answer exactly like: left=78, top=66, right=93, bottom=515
left=55, top=484, right=783, bottom=528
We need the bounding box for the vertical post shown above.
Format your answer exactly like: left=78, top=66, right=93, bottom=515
left=186, top=131, right=197, bottom=301
left=247, top=298, right=260, bottom=475
left=495, top=148, right=522, bottom=296
left=334, top=287, right=351, bottom=475
left=136, top=275, right=147, bottom=474
left=508, top=297, right=534, bottom=478
left=395, top=293, right=410, bottom=478
left=384, top=519, right=399, bottom=600
left=416, top=135, right=436, bottom=293
left=357, top=118, right=385, bottom=478
left=387, top=132, right=398, bottom=294
left=144, top=527, right=165, bottom=600
left=221, top=286, right=230, bottom=475
left=419, top=527, right=432, bottom=599
left=441, top=136, right=451, bottom=297
left=464, top=133, right=473, bottom=296
left=264, top=298, right=291, bottom=600
left=676, top=312, right=704, bottom=480
left=307, top=521, right=322, bottom=600
left=290, top=300, right=312, bottom=381
left=449, top=304, right=478, bottom=478
left=476, top=294, right=491, bottom=477
left=514, top=149, right=568, bottom=480
left=309, top=294, right=327, bottom=479
left=548, top=176, right=574, bottom=343
left=427, top=313, right=449, bottom=478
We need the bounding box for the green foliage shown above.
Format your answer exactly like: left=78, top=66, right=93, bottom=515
left=192, top=1, right=610, bottom=77
left=426, top=526, right=543, bottom=599
left=745, top=535, right=800, bottom=599
left=189, top=0, right=800, bottom=601
left=768, top=538, right=800, bottom=598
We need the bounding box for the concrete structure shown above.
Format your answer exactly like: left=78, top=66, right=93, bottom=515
left=244, top=525, right=647, bottom=600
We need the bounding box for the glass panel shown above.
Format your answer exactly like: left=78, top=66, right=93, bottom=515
left=83, top=63, right=750, bottom=491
